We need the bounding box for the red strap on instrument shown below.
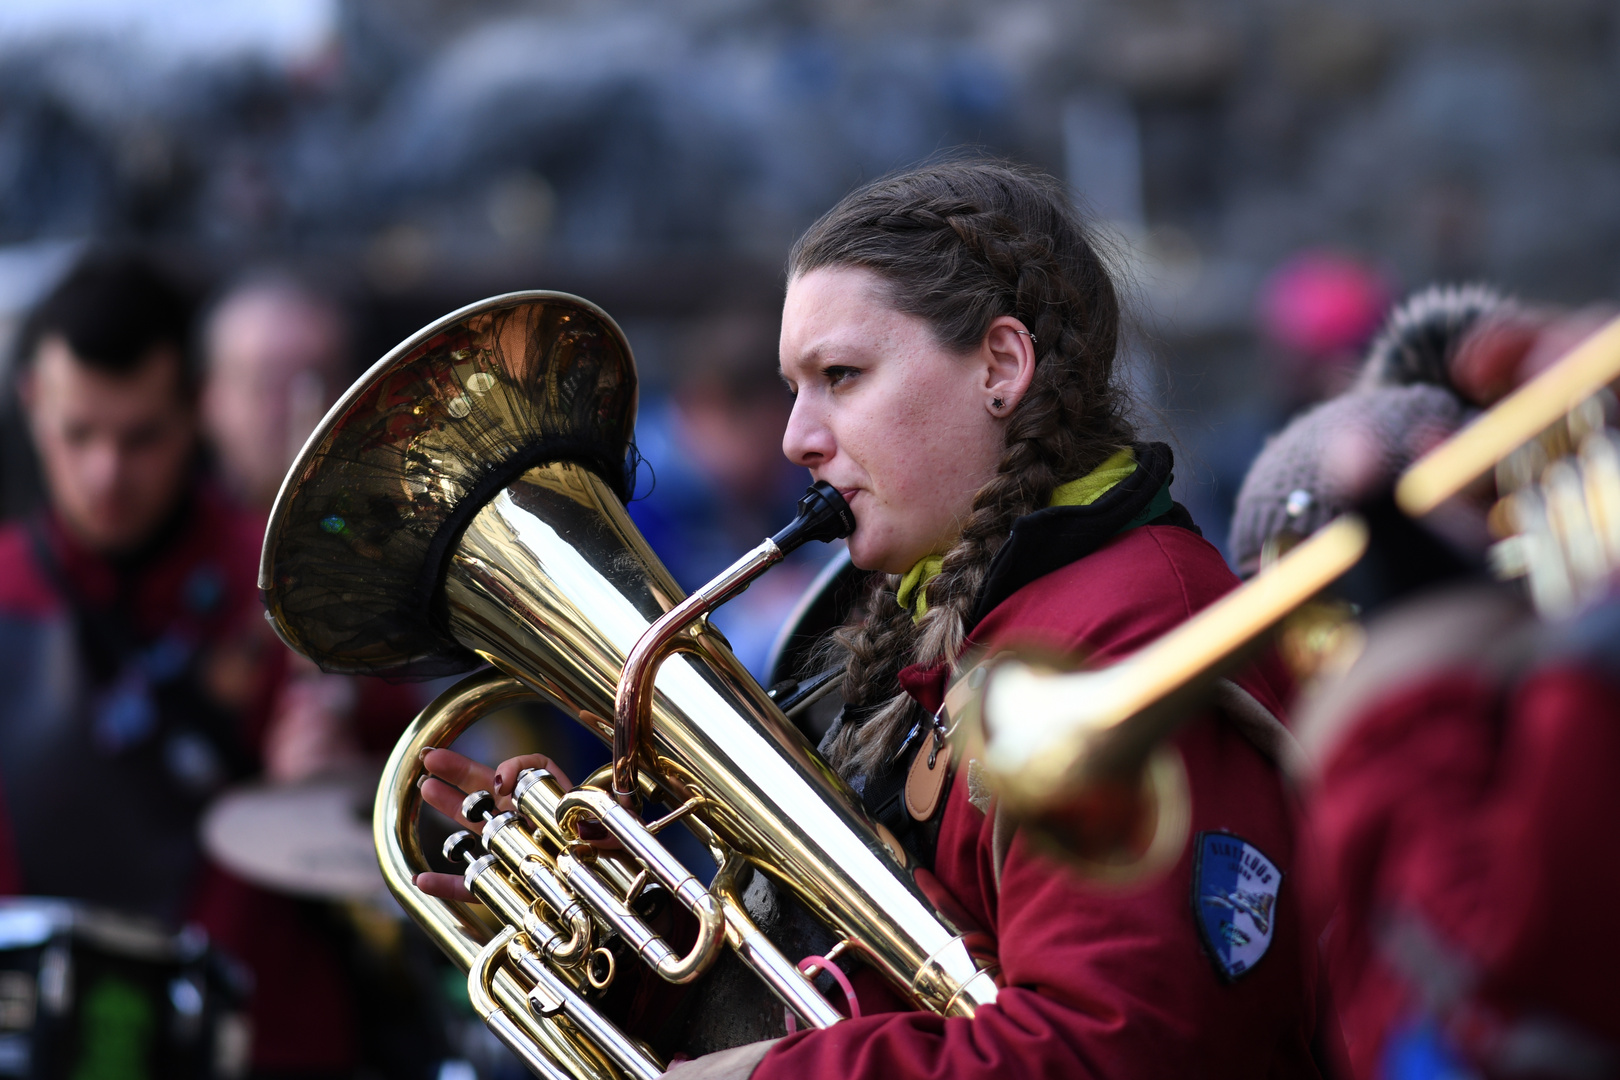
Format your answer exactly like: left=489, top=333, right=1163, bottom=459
left=783, top=955, right=860, bottom=1034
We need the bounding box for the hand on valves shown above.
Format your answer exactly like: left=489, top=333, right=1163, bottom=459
left=414, top=748, right=577, bottom=902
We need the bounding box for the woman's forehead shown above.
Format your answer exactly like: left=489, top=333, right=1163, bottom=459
left=781, top=267, right=913, bottom=359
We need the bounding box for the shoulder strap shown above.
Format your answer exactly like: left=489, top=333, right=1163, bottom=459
left=1210, top=677, right=1306, bottom=771
left=857, top=709, right=949, bottom=871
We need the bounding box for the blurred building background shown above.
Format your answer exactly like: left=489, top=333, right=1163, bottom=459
left=1, top=3, right=1615, bottom=1077
left=2, top=0, right=1618, bottom=571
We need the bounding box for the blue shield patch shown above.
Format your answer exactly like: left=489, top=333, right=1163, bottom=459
left=1193, top=831, right=1281, bottom=980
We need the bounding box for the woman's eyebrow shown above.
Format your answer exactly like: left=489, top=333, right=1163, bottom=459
left=778, top=344, right=825, bottom=379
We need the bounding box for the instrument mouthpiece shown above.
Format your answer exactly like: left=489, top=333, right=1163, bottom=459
left=770, top=481, right=855, bottom=555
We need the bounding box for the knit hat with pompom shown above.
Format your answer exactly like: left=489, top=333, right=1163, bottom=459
left=1228, top=284, right=1508, bottom=575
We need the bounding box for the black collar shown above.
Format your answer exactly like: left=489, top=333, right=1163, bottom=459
left=968, top=441, right=1199, bottom=629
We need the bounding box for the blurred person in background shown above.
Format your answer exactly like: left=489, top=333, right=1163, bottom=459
left=199, top=270, right=454, bottom=1077
left=1228, top=284, right=1490, bottom=579
left=202, top=274, right=348, bottom=512
left=200, top=272, right=419, bottom=786
left=0, top=250, right=368, bottom=1078
left=1232, top=288, right=1620, bottom=1078
left=630, top=310, right=832, bottom=679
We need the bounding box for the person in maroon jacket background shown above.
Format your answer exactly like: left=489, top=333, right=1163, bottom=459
left=0, top=250, right=369, bottom=1078
left=1259, top=300, right=1620, bottom=1079
left=418, top=160, right=1340, bottom=1078
left=1300, top=587, right=1620, bottom=1080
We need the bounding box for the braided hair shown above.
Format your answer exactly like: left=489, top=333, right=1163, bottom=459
left=790, top=159, right=1137, bottom=777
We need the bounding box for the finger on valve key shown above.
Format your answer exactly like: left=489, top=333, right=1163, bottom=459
left=493, top=753, right=574, bottom=799
left=1451, top=311, right=1548, bottom=405
left=419, top=775, right=485, bottom=832
left=419, top=750, right=579, bottom=835
left=413, top=869, right=474, bottom=903
left=421, top=747, right=496, bottom=797
left=1452, top=306, right=1620, bottom=405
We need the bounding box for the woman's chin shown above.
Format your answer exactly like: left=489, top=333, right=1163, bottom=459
left=845, top=536, right=911, bottom=576
left=843, top=535, right=881, bottom=573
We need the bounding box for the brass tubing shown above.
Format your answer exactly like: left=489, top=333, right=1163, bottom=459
left=471, top=928, right=574, bottom=1080
left=482, top=819, right=593, bottom=967
left=481, top=815, right=592, bottom=966
left=503, top=942, right=665, bottom=1078
left=373, top=670, right=625, bottom=1080
left=512, top=769, right=644, bottom=899
left=557, top=788, right=728, bottom=984
left=461, top=853, right=606, bottom=997
left=612, top=539, right=782, bottom=797
left=710, top=855, right=845, bottom=1030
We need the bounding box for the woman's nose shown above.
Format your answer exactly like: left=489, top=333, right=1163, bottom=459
left=781, top=396, right=833, bottom=468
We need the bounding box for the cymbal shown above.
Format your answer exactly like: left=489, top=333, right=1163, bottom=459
left=202, top=766, right=384, bottom=899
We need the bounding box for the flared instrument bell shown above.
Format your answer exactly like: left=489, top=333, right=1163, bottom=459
left=259, top=291, right=637, bottom=677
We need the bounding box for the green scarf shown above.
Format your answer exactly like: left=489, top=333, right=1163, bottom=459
left=896, top=446, right=1141, bottom=620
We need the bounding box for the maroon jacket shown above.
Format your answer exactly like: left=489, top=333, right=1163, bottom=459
left=751, top=524, right=1334, bottom=1080
left=1307, top=588, right=1620, bottom=1077
left=0, top=489, right=404, bottom=1074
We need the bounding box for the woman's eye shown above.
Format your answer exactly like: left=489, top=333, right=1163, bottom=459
left=823, top=365, right=859, bottom=388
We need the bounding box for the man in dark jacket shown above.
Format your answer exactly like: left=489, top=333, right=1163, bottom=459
left=0, top=251, right=359, bottom=1077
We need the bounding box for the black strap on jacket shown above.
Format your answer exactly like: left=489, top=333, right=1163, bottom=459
left=855, top=711, right=942, bottom=869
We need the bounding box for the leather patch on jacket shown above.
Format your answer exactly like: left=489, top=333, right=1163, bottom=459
left=905, top=735, right=949, bottom=821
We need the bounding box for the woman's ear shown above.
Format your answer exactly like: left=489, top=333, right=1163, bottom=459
left=982, top=316, right=1038, bottom=417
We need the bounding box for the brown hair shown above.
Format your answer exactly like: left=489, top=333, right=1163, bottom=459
left=789, top=158, right=1137, bottom=777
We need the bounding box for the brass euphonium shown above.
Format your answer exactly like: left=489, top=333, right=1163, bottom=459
left=259, top=293, right=999, bottom=1080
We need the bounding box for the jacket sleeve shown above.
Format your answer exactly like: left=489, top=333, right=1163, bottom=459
left=1311, top=662, right=1620, bottom=1069
left=747, top=705, right=1323, bottom=1080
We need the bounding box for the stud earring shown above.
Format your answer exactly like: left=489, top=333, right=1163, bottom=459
left=992, top=397, right=1005, bottom=410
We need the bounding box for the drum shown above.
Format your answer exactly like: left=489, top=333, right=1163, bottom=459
left=200, top=766, right=385, bottom=901
left=0, top=899, right=249, bottom=1080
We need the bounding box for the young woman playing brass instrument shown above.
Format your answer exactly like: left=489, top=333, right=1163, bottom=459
left=420, top=159, right=1336, bottom=1078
